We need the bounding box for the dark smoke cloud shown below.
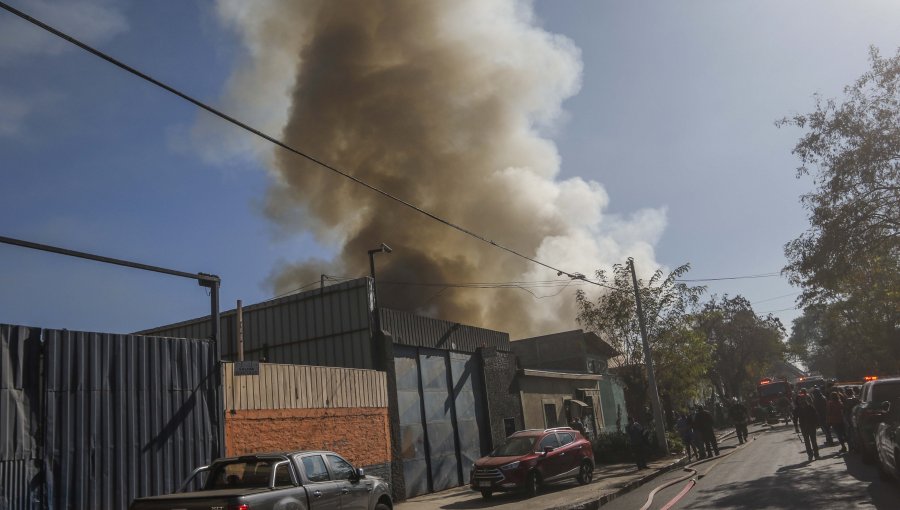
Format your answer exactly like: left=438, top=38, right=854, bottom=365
left=210, top=0, right=666, bottom=338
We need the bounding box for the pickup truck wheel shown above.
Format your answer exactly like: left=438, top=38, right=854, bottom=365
left=480, top=490, right=493, bottom=499
left=577, top=461, right=593, bottom=485
left=524, top=471, right=539, bottom=498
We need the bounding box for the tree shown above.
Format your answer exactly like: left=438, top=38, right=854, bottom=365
left=778, top=46, right=900, bottom=374
left=696, top=296, right=786, bottom=400
left=575, top=262, right=711, bottom=420
left=778, top=47, right=900, bottom=300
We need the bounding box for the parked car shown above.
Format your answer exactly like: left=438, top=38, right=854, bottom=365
left=875, top=397, right=900, bottom=483
left=853, top=377, right=900, bottom=463
left=470, top=427, right=594, bottom=499
left=129, top=451, right=392, bottom=510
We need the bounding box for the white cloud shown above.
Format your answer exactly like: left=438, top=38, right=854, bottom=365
left=0, top=0, right=127, bottom=63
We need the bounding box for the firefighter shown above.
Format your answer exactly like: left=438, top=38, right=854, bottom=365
left=797, top=395, right=820, bottom=461
left=694, top=405, right=719, bottom=457
left=728, top=398, right=750, bottom=444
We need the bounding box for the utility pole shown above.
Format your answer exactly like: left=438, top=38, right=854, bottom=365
left=628, top=257, right=669, bottom=454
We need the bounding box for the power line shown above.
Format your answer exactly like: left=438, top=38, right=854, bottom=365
left=751, top=291, right=801, bottom=305
left=676, top=272, right=781, bottom=282
left=759, top=306, right=799, bottom=314
left=0, top=1, right=600, bottom=287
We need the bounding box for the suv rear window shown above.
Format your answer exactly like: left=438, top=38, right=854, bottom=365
left=539, top=434, right=561, bottom=450
left=558, top=432, right=575, bottom=445
left=871, top=381, right=900, bottom=403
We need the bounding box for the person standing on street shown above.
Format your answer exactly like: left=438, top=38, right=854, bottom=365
left=694, top=405, right=719, bottom=457
left=728, top=398, right=750, bottom=444
left=812, top=387, right=833, bottom=446
left=675, top=411, right=698, bottom=461
left=569, top=415, right=587, bottom=437
left=798, top=395, right=820, bottom=461
left=626, top=416, right=649, bottom=470
left=842, top=387, right=860, bottom=452
left=826, top=392, right=848, bottom=453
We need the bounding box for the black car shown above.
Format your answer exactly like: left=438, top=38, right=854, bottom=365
left=853, top=378, right=900, bottom=463
left=875, top=397, right=900, bottom=482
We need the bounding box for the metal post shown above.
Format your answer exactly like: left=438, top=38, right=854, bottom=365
left=236, top=299, right=244, bottom=362
left=628, top=257, right=669, bottom=455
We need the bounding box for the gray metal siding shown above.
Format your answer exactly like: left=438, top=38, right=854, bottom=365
left=139, top=278, right=375, bottom=369
left=1, top=325, right=42, bottom=510
left=0, top=459, right=38, bottom=510
left=41, top=329, right=221, bottom=510
left=380, top=309, right=509, bottom=353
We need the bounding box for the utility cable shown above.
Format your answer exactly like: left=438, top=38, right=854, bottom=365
left=0, top=1, right=601, bottom=286
left=675, top=272, right=781, bottom=282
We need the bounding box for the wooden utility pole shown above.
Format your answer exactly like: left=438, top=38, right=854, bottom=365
left=628, top=257, right=669, bottom=454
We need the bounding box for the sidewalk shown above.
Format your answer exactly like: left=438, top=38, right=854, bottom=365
left=395, top=455, right=686, bottom=510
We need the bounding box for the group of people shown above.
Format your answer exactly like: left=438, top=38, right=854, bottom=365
left=791, top=386, right=859, bottom=461
left=674, top=405, right=721, bottom=462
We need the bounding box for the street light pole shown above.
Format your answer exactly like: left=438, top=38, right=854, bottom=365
left=628, top=257, right=669, bottom=455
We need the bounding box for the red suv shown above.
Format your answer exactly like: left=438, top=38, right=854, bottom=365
left=470, top=427, right=594, bottom=499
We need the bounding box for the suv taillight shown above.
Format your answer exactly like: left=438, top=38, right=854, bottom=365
left=230, top=505, right=249, bottom=510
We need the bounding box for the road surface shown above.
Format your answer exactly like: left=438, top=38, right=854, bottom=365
left=601, top=424, right=899, bottom=509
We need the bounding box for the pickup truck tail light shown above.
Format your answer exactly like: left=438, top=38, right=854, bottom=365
left=230, top=505, right=249, bottom=510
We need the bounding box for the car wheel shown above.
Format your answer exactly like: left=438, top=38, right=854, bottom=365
left=525, top=471, right=539, bottom=498
left=577, top=461, right=594, bottom=485
left=375, top=503, right=391, bottom=510
left=480, top=490, right=493, bottom=499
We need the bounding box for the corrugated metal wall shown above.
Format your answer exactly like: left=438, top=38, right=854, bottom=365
left=223, top=362, right=387, bottom=410
left=1, top=325, right=42, bottom=510
left=380, top=309, right=509, bottom=353
left=0, top=324, right=223, bottom=510
left=140, top=278, right=376, bottom=369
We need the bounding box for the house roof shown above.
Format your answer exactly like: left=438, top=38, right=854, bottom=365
left=517, top=368, right=604, bottom=381
left=511, top=329, right=619, bottom=358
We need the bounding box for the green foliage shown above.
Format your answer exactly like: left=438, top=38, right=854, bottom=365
left=591, top=432, right=633, bottom=464
left=778, top=46, right=900, bottom=376
left=575, top=261, right=711, bottom=415
left=697, top=295, right=786, bottom=398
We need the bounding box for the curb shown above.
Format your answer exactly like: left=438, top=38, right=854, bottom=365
left=546, top=456, right=688, bottom=510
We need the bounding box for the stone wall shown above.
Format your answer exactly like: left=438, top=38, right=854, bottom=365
left=479, top=348, right=524, bottom=450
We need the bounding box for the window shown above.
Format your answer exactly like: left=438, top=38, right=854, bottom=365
left=205, top=459, right=280, bottom=490
left=326, top=454, right=355, bottom=481
left=503, top=417, right=517, bottom=438
left=273, top=462, right=295, bottom=487
left=539, top=434, right=561, bottom=451
left=557, top=432, right=575, bottom=445
left=543, top=403, right=558, bottom=428
left=871, top=382, right=900, bottom=403
left=301, top=455, right=331, bottom=483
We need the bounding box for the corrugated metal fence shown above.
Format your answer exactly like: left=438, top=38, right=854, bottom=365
left=223, top=362, right=387, bottom=411
left=0, top=324, right=222, bottom=510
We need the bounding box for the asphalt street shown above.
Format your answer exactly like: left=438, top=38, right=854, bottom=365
left=601, top=424, right=900, bottom=509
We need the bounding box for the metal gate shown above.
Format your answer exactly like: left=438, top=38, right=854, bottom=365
left=393, top=346, right=486, bottom=498
left=0, top=323, right=222, bottom=510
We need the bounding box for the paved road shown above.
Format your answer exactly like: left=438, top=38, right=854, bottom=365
left=602, top=424, right=900, bottom=509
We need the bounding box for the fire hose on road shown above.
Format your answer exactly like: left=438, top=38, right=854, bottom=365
left=639, top=426, right=764, bottom=510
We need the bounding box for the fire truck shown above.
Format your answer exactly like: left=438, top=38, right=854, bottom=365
left=757, top=378, right=792, bottom=408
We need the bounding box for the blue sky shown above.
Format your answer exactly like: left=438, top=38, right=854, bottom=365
left=1, top=0, right=899, bottom=335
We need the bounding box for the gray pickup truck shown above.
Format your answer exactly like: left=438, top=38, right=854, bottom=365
left=129, top=450, right=392, bottom=510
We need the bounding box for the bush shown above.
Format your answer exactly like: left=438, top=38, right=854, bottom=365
left=591, top=432, right=633, bottom=464
left=594, top=429, right=685, bottom=465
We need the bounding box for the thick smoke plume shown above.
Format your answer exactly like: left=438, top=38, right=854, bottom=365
left=213, top=0, right=666, bottom=338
